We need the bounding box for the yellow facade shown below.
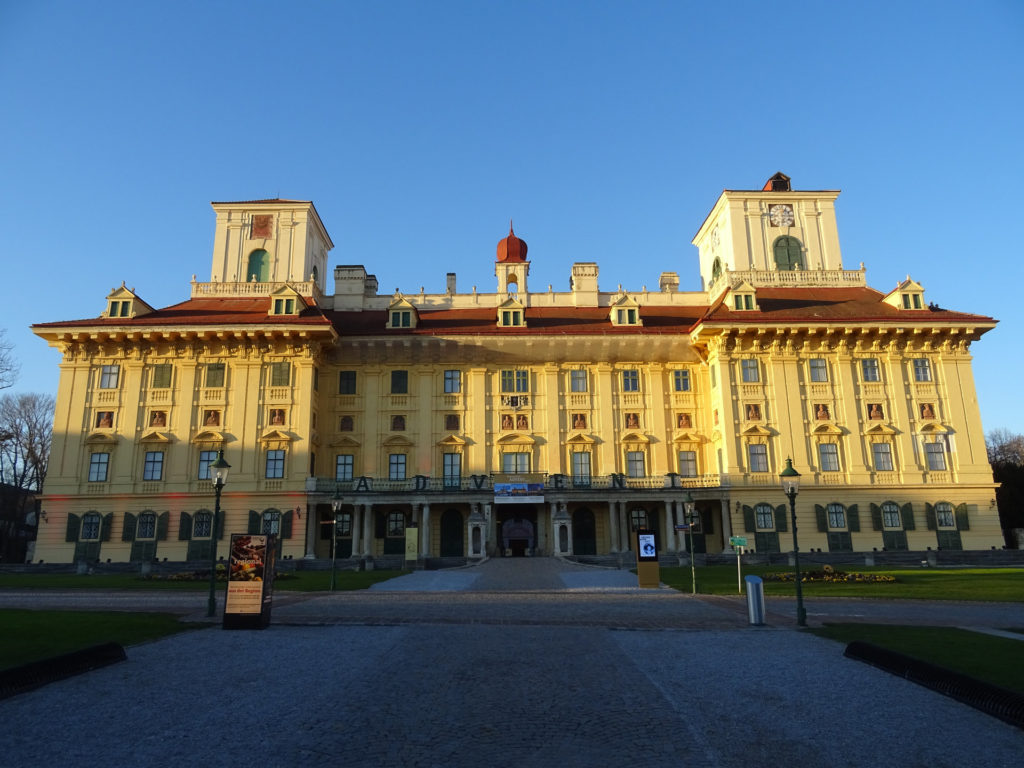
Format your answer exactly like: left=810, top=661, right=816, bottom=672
left=31, top=178, right=1002, bottom=565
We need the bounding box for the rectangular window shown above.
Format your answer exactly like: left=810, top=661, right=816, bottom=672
left=338, top=371, right=357, bottom=394
left=205, top=363, right=226, bottom=388
left=143, top=451, right=164, bottom=481
left=571, top=451, right=591, bottom=483
left=81, top=515, right=101, bottom=540
left=391, top=310, right=411, bottom=328
left=818, top=443, right=840, bottom=472
left=502, top=452, right=530, bottom=473
left=809, top=359, right=828, bottom=382
left=741, top=360, right=759, bottom=383
left=270, top=362, right=290, bottom=387
left=935, top=503, right=955, bottom=528
left=335, top=454, right=353, bottom=482
left=873, top=443, right=894, bottom=471
left=882, top=503, right=901, bottom=528
left=673, top=369, right=691, bottom=392
left=198, top=450, right=217, bottom=480
left=501, top=310, right=522, bottom=326
left=88, top=453, right=109, bottom=482
left=925, top=442, right=947, bottom=471
left=500, top=370, right=529, bottom=393
left=913, top=359, right=932, bottom=382
left=748, top=444, right=768, bottom=473
left=678, top=450, right=697, bottom=477
left=902, top=294, right=912, bottom=309
left=755, top=505, right=774, bottom=529
left=388, top=453, right=406, bottom=480
left=99, top=365, right=120, bottom=389
left=622, top=370, right=639, bottom=392
left=391, top=370, right=408, bottom=394
left=626, top=451, right=645, bottom=478
left=151, top=364, right=172, bottom=388
left=861, top=358, right=880, bottom=382
left=265, top=450, right=285, bottom=479
left=828, top=504, right=847, bottom=529
left=443, top=370, right=461, bottom=393
left=443, top=453, right=461, bottom=488
left=570, top=370, right=587, bottom=393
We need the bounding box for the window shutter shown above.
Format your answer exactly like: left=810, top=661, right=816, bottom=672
left=375, top=511, right=386, bottom=539
left=215, top=509, right=225, bottom=540
left=101, top=513, right=113, bottom=542
left=700, top=509, right=715, bottom=534
left=157, top=512, right=169, bottom=541
left=815, top=504, right=828, bottom=533
left=65, top=513, right=81, bottom=543
left=847, top=504, right=860, bottom=533
left=870, top=503, right=882, bottom=531
left=902, top=502, right=916, bottom=531
left=774, top=504, right=787, bottom=532
left=122, top=512, right=137, bottom=542
left=248, top=511, right=261, bottom=534
left=178, top=511, right=192, bottom=540
left=925, top=503, right=937, bottom=531
left=282, top=510, right=293, bottom=539
left=955, top=504, right=970, bottom=531
left=742, top=505, right=755, bottom=533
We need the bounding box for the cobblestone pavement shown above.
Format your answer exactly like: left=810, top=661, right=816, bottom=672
left=2, top=558, right=1023, bottom=767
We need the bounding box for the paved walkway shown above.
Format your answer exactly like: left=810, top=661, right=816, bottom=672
left=2, top=558, right=1022, bottom=767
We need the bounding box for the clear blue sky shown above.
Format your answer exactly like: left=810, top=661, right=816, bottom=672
left=2, top=0, right=1022, bottom=435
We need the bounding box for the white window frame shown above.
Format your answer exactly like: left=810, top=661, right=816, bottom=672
left=443, top=370, right=461, bottom=394
left=622, top=369, right=640, bottom=392
left=881, top=502, right=901, bottom=528
left=569, top=369, right=588, bottom=393
left=754, top=503, right=774, bottom=530
left=443, top=452, right=461, bottom=488
left=388, top=453, right=407, bottom=480
left=143, top=451, right=164, bottom=481
left=748, top=444, right=768, bottom=473
left=818, top=443, right=840, bottom=472
left=809, top=358, right=828, bottom=382
left=88, top=453, right=109, bottom=482
left=677, top=450, right=697, bottom=478
left=935, top=502, right=955, bottom=528
left=571, top=451, right=591, bottom=482
left=502, top=452, right=530, bottom=473
left=99, top=364, right=120, bottom=389
left=861, top=358, right=880, bottom=382
left=827, top=503, right=846, bottom=529
left=741, top=359, right=759, bottom=383
left=626, top=450, right=645, bottom=478
left=500, top=369, right=529, bottom=393
left=673, top=369, right=691, bottom=392
left=335, top=454, right=353, bottom=482
left=913, top=359, right=932, bottom=382
left=265, top=450, right=285, bottom=479
left=925, top=441, right=947, bottom=471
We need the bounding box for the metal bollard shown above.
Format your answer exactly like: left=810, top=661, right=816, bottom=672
left=745, top=575, right=765, bottom=626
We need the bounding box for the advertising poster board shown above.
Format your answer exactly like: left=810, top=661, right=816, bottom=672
left=635, top=529, right=660, bottom=588
left=493, top=482, right=544, bottom=504
left=223, top=533, right=276, bottom=630
left=405, top=522, right=419, bottom=561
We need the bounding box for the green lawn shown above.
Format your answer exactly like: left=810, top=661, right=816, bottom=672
left=660, top=565, right=1024, bottom=601
left=0, top=569, right=404, bottom=591
left=811, top=623, right=1024, bottom=695
left=0, top=610, right=206, bottom=670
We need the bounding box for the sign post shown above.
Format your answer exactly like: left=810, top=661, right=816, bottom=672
left=729, top=536, right=748, bottom=594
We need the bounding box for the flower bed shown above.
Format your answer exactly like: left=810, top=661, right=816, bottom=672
left=764, top=565, right=896, bottom=584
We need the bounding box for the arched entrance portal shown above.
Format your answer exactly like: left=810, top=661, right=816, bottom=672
left=440, top=509, right=464, bottom=557
left=572, top=507, right=596, bottom=555
left=496, top=504, right=537, bottom=556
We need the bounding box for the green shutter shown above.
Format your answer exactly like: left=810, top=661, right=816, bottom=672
left=248, top=511, right=261, bottom=534
left=281, top=510, right=293, bottom=539
left=178, top=511, right=192, bottom=541
left=847, top=504, right=860, bottom=533
left=122, top=512, right=137, bottom=542
left=870, top=503, right=882, bottom=531
left=815, top=504, right=828, bottom=532
left=742, top=505, right=755, bottom=533
left=774, top=504, right=787, bottom=532
left=100, top=513, right=113, bottom=542
left=955, top=504, right=970, bottom=531
left=902, top=502, right=915, bottom=531
left=925, top=502, right=937, bottom=531
left=157, top=512, right=169, bottom=541
left=65, top=513, right=81, bottom=543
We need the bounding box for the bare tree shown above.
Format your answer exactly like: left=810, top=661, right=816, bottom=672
left=987, top=428, right=1024, bottom=465
left=0, top=329, right=17, bottom=390
left=0, top=393, right=55, bottom=561
left=987, top=428, right=1024, bottom=548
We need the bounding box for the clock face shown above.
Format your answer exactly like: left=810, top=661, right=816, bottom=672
left=769, top=204, right=794, bottom=227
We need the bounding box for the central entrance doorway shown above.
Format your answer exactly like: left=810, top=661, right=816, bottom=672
left=495, top=504, right=537, bottom=557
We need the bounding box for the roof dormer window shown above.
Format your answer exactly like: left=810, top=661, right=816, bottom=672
left=616, top=308, right=638, bottom=325
left=883, top=277, right=926, bottom=311
left=497, top=295, right=526, bottom=328
left=730, top=282, right=758, bottom=311
left=391, top=310, right=412, bottom=328
left=609, top=295, right=642, bottom=327
left=103, top=283, right=152, bottom=320
left=108, top=300, right=131, bottom=318
left=386, top=296, right=418, bottom=329
left=273, top=298, right=297, bottom=315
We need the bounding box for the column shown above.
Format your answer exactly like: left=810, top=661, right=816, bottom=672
left=304, top=504, right=317, bottom=558
left=483, top=503, right=494, bottom=555
left=420, top=503, right=431, bottom=557
left=720, top=498, right=733, bottom=551
left=620, top=502, right=632, bottom=552
left=663, top=499, right=677, bottom=552
left=362, top=503, right=373, bottom=558
left=548, top=501, right=559, bottom=555
left=678, top=503, right=689, bottom=553
left=608, top=502, right=620, bottom=552
left=351, top=504, right=363, bottom=558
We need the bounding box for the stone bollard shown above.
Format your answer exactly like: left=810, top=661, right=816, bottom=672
left=864, top=553, right=875, bottom=566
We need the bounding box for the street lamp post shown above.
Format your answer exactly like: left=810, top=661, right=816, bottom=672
left=683, top=491, right=697, bottom=595
left=207, top=449, right=231, bottom=618
left=330, top=486, right=344, bottom=592
left=779, top=457, right=806, bottom=627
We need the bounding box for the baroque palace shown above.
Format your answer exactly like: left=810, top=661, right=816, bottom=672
left=31, top=173, right=1002, bottom=565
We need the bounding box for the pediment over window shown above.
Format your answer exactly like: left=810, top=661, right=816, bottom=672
left=566, top=433, right=596, bottom=445
left=672, top=432, right=702, bottom=444
left=193, top=430, right=226, bottom=444
left=812, top=423, right=844, bottom=436
left=437, top=434, right=468, bottom=447
left=84, top=432, right=118, bottom=446
left=269, top=284, right=304, bottom=316
left=496, top=433, right=536, bottom=446
left=329, top=435, right=361, bottom=448
left=382, top=434, right=414, bottom=447
left=386, top=295, right=419, bottom=329
left=139, top=430, right=172, bottom=444
left=260, top=429, right=293, bottom=443
left=919, top=422, right=949, bottom=434
left=104, top=283, right=154, bottom=319
left=609, top=294, right=642, bottom=326
left=620, top=431, right=649, bottom=444
left=496, top=295, right=526, bottom=328
left=882, top=276, right=926, bottom=310
left=864, top=423, right=897, bottom=435
left=741, top=424, right=773, bottom=437
left=729, top=281, right=758, bottom=311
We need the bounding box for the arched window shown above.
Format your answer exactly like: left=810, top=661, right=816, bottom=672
left=773, top=236, right=804, bottom=271
left=311, top=265, right=318, bottom=283
left=881, top=502, right=901, bottom=528
left=193, top=510, right=213, bottom=538
left=81, top=512, right=102, bottom=540
left=247, top=249, right=270, bottom=282
left=136, top=511, right=156, bottom=539
left=754, top=503, right=774, bottom=530
left=827, top=503, right=846, bottom=528
left=711, top=257, right=722, bottom=282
